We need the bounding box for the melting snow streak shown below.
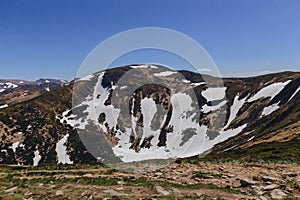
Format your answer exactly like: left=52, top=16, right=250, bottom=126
left=33, top=149, right=41, bottom=166
left=288, top=86, right=300, bottom=102
left=248, top=80, right=291, bottom=102
left=55, top=134, right=73, bottom=164
left=224, top=95, right=247, bottom=128
left=262, top=102, right=280, bottom=116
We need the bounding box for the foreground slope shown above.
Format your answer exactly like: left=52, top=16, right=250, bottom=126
left=0, top=163, right=299, bottom=199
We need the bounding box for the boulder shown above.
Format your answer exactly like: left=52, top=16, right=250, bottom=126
left=270, top=189, right=287, bottom=199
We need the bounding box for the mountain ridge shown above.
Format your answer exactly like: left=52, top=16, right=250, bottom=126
left=0, top=65, right=299, bottom=165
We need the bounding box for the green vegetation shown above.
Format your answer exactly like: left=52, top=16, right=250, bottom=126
left=201, top=138, right=300, bottom=163
left=24, top=163, right=107, bottom=171
left=192, top=171, right=222, bottom=179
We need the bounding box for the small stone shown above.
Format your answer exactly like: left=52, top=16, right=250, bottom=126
left=194, top=177, right=201, bottom=182
left=227, top=173, right=236, bottom=178
left=270, top=189, right=287, bottom=199
left=155, top=186, right=170, bottom=196
left=259, top=196, right=268, bottom=200
left=240, top=179, right=254, bottom=187
left=172, top=188, right=181, bottom=194
left=263, top=184, right=279, bottom=190
left=81, top=191, right=86, bottom=196
left=128, top=175, right=135, bottom=180
left=195, top=192, right=202, bottom=197
left=251, top=186, right=264, bottom=195
left=103, top=189, right=128, bottom=196
left=5, top=186, right=18, bottom=193
left=219, top=166, right=225, bottom=171
left=286, top=186, right=293, bottom=193
left=24, top=191, right=32, bottom=196
left=103, top=189, right=120, bottom=196
left=261, top=176, right=277, bottom=182
left=55, top=190, right=63, bottom=196
left=283, top=173, right=298, bottom=177
left=117, top=180, right=125, bottom=185
left=154, top=172, right=163, bottom=176
left=83, top=173, right=93, bottom=178
left=166, top=176, right=175, bottom=181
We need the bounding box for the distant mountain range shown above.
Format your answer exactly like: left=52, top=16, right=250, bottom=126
left=0, top=65, right=299, bottom=165
left=0, top=78, right=68, bottom=107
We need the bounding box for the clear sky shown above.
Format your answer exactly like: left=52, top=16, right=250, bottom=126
left=0, top=0, right=299, bottom=80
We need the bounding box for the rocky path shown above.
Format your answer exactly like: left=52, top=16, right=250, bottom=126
left=0, top=163, right=299, bottom=199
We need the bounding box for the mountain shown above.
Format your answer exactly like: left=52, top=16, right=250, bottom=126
left=0, top=78, right=68, bottom=107
left=0, top=65, right=299, bottom=166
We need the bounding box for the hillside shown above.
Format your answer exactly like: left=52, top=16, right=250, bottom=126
left=0, top=65, right=299, bottom=166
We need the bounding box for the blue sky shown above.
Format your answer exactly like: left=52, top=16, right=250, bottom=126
left=0, top=0, right=299, bottom=80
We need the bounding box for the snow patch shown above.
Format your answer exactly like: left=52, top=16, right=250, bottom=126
left=167, top=93, right=207, bottom=158
left=288, top=86, right=300, bottom=102
left=201, top=100, right=227, bottom=113
left=55, top=134, right=73, bottom=164
left=223, top=144, right=238, bottom=152
left=91, top=73, right=120, bottom=129
left=113, top=92, right=209, bottom=162
left=261, top=102, right=280, bottom=116
left=248, top=80, right=291, bottom=102
left=224, top=95, right=247, bottom=129
left=141, top=97, right=157, bottom=138
left=200, top=124, right=247, bottom=153
left=0, top=104, right=8, bottom=109
left=33, top=149, right=42, bottom=166
left=201, top=87, right=226, bottom=101
left=131, top=65, right=158, bottom=69
left=191, top=82, right=206, bottom=87
left=79, top=74, right=94, bottom=81
left=4, top=82, right=18, bottom=88
left=10, top=142, right=20, bottom=153
left=247, top=136, right=255, bottom=142
left=154, top=71, right=177, bottom=77
left=0, top=82, right=18, bottom=93
left=182, top=79, right=191, bottom=83
left=61, top=72, right=120, bottom=130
